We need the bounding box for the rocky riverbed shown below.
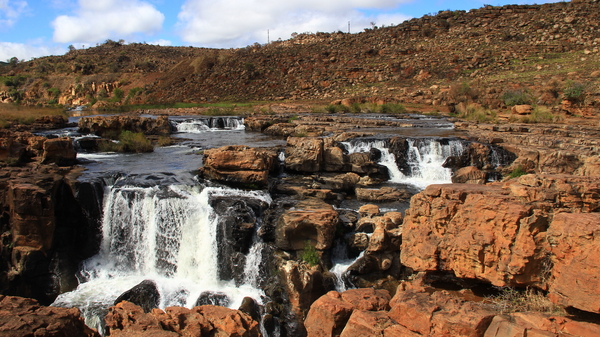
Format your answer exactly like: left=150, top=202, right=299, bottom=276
left=1, top=111, right=599, bottom=336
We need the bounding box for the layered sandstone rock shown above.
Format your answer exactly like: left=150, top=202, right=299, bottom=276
left=275, top=198, right=339, bottom=251
left=285, top=137, right=324, bottom=172
left=305, top=286, right=600, bottom=337
left=41, top=137, right=77, bottom=166
left=78, top=115, right=171, bottom=137
left=401, top=175, right=600, bottom=289
left=0, top=295, right=98, bottom=337
left=200, top=145, right=277, bottom=187
left=104, top=301, right=260, bottom=337
left=547, top=213, right=600, bottom=313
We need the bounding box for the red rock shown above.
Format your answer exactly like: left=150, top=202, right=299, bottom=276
left=451, top=166, right=487, bottom=184
left=547, top=213, right=600, bottom=313
left=511, top=105, right=533, bottom=115
left=388, top=290, right=439, bottom=335
left=0, top=295, right=99, bottom=337
left=340, top=288, right=391, bottom=311
left=340, top=310, right=395, bottom=337
left=275, top=198, right=339, bottom=250
left=383, top=324, right=422, bottom=337
left=105, top=301, right=260, bottom=337
left=305, top=291, right=354, bottom=337
left=200, top=145, right=277, bottom=187
left=400, top=184, right=547, bottom=287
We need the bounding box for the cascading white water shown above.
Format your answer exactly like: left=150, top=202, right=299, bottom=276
left=52, top=182, right=270, bottom=332
left=171, top=117, right=245, bottom=133
left=342, top=138, right=465, bottom=189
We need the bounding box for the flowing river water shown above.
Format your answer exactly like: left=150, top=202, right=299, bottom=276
left=47, top=113, right=472, bottom=334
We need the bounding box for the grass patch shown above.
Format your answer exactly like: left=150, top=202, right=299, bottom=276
left=98, top=131, right=154, bottom=153
left=157, top=136, right=173, bottom=147
left=456, top=104, right=497, bottom=123
left=0, top=104, right=67, bottom=126
left=515, top=106, right=562, bottom=123
left=487, top=287, right=565, bottom=316
left=301, top=241, right=320, bottom=266
left=379, top=103, right=406, bottom=114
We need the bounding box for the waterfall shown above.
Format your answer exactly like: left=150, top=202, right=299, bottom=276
left=342, top=138, right=465, bottom=189
left=170, top=117, right=245, bottom=133
left=329, top=239, right=363, bottom=293
left=52, top=181, right=270, bottom=331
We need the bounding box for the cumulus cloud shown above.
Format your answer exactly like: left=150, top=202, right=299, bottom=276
left=0, top=41, right=65, bottom=61
left=52, top=0, right=165, bottom=44
left=148, top=39, right=172, bottom=46
left=176, top=0, right=411, bottom=47
left=0, top=0, right=28, bottom=28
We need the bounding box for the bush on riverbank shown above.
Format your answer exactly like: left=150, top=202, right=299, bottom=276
left=99, top=131, right=154, bottom=153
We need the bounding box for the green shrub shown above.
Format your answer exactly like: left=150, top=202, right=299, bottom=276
left=48, top=87, right=60, bottom=98
left=508, top=165, right=527, bottom=179
left=379, top=103, right=406, bottom=114
left=563, top=80, right=586, bottom=103
left=301, top=242, right=320, bottom=266
left=502, top=89, right=532, bottom=106
left=119, top=131, right=153, bottom=153
left=157, top=136, right=173, bottom=147
left=110, top=88, right=125, bottom=102
left=98, top=131, right=153, bottom=153
left=351, top=102, right=362, bottom=113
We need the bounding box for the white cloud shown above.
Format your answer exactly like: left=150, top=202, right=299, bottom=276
left=148, top=39, right=172, bottom=46
left=52, top=0, right=165, bottom=44
left=0, top=41, right=65, bottom=61
left=176, top=0, right=411, bottom=47
left=0, top=0, right=28, bottom=28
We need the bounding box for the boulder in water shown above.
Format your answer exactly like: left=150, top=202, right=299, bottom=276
left=114, top=279, right=160, bottom=313
left=195, top=291, right=230, bottom=307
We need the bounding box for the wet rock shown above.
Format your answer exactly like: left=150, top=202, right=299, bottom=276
left=114, top=280, right=160, bottom=313
left=238, top=297, right=261, bottom=323
left=195, top=291, right=230, bottom=307
left=0, top=295, right=99, bottom=337
left=275, top=198, right=339, bottom=251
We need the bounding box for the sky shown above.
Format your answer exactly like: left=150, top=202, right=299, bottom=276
left=1, top=0, right=562, bottom=62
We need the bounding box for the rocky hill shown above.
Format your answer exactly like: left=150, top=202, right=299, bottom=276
left=1, top=0, right=599, bottom=111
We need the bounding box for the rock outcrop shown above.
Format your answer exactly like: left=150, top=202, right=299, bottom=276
left=0, top=295, right=99, bottom=337
left=200, top=145, right=278, bottom=187
left=304, top=284, right=600, bottom=337
left=104, top=301, right=260, bottom=337
left=400, top=174, right=600, bottom=315
left=78, top=115, right=171, bottom=137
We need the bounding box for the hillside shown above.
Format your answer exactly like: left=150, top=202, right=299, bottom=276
left=1, top=0, right=599, bottom=114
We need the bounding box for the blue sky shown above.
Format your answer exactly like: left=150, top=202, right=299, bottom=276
left=1, top=0, right=561, bottom=62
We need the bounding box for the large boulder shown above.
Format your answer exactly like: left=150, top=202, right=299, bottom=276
left=114, top=280, right=160, bottom=313
left=41, top=137, right=77, bottom=166
left=285, top=137, right=323, bottom=172
left=200, top=145, right=277, bottom=187
left=0, top=295, right=99, bottom=337
left=547, top=213, right=600, bottom=313
left=275, top=198, right=339, bottom=251
left=401, top=175, right=600, bottom=288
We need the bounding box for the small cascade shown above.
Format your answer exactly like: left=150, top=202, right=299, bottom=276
left=329, top=239, right=361, bottom=292
left=342, top=138, right=466, bottom=189
left=52, top=180, right=271, bottom=332
left=170, top=117, right=245, bottom=133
